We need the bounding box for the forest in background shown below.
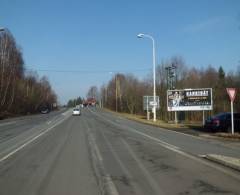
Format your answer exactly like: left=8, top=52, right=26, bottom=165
left=0, top=29, right=57, bottom=119
left=87, top=56, right=240, bottom=122
left=3, top=28, right=238, bottom=122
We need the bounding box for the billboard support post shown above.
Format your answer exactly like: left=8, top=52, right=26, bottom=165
left=202, top=110, right=205, bottom=126
left=175, top=112, right=177, bottom=124
left=146, top=96, right=150, bottom=120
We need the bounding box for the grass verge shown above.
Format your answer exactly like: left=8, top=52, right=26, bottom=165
left=102, top=108, right=240, bottom=141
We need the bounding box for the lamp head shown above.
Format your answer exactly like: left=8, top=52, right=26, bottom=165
left=137, top=33, right=144, bottom=38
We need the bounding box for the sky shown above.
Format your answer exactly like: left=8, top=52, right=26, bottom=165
left=0, top=0, right=240, bottom=104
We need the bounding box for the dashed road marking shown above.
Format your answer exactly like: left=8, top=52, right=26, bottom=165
left=47, top=120, right=52, bottom=125
left=0, top=121, right=17, bottom=127
left=0, top=115, right=69, bottom=163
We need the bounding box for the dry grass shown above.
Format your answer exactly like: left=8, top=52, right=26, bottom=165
left=103, top=108, right=201, bottom=130
left=103, top=109, right=240, bottom=141
left=215, top=133, right=240, bottom=140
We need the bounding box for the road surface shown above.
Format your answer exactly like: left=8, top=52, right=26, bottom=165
left=0, top=108, right=239, bottom=195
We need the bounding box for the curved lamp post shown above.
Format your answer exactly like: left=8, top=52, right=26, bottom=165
left=137, top=33, right=157, bottom=122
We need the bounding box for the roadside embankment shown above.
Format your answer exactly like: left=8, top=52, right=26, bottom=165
left=102, top=108, right=240, bottom=141
left=205, top=154, right=240, bottom=172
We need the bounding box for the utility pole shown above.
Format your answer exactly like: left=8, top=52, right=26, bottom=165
left=166, top=64, right=177, bottom=123
left=115, top=75, right=118, bottom=112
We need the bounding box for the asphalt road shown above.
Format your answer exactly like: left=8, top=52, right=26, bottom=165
left=0, top=108, right=240, bottom=195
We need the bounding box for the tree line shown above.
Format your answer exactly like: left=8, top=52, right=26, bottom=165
left=89, top=56, right=240, bottom=122
left=67, top=87, right=99, bottom=107
left=67, top=97, right=83, bottom=107
left=0, top=29, right=57, bottom=119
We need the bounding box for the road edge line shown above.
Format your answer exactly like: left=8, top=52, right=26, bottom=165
left=89, top=108, right=240, bottom=180
left=0, top=114, right=70, bottom=163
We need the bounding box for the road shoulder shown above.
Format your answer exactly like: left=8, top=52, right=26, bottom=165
left=205, top=154, right=240, bottom=172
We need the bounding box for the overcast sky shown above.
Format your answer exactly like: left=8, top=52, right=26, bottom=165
left=1, top=0, right=240, bottom=104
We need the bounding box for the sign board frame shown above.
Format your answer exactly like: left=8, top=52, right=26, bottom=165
left=143, top=96, right=160, bottom=111
left=167, top=88, right=213, bottom=111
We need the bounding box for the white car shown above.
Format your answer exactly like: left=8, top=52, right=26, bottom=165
left=72, top=108, right=81, bottom=116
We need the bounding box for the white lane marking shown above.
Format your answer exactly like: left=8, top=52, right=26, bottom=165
left=85, top=122, right=119, bottom=195
left=89, top=109, right=240, bottom=180
left=100, top=110, right=240, bottom=157
left=0, top=125, right=39, bottom=157
left=0, top=121, right=17, bottom=127
left=198, top=154, right=207, bottom=158
left=0, top=117, right=66, bottom=158
left=89, top=108, right=180, bottom=150
left=124, top=125, right=180, bottom=150
left=122, top=139, right=166, bottom=195
left=47, top=120, right=52, bottom=125
left=102, top=110, right=204, bottom=140
left=101, top=131, right=144, bottom=195
left=0, top=115, right=69, bottom=163
left=89, top=133, right=103, bottom=162
left=48, top=114, right=59, bottom=124
left=62, top=109, right=71, bottom=116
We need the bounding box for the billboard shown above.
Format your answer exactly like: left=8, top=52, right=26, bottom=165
left=143, top=96, right=160, bottom=111
left=167, top=88, right=212, bottom=111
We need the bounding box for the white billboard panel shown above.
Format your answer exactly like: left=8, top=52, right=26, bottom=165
left=167, top=88, right=212, bottom=111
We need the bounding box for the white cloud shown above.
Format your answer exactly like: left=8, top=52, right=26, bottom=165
left=183, top=16, right=228, bottom=33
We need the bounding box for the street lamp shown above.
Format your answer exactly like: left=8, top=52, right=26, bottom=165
left=115, top=74, right=118, bottom=112
left=137, top=33, right=157, bottom=122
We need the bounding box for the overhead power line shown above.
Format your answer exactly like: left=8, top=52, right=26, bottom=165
left=25, top=67, right=151, bottom=74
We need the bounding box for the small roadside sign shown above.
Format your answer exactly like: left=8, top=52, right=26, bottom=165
left=227, top=88, right=236, bottom=102
left=143, top=96, right=160, bottom=110
left=226, top=88, right=237, bottom=135
left=143, top=96, right=160, bottom=121
left=149, top=101, right=157, bottom=106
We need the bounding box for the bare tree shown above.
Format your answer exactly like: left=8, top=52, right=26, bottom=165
left=0, top=29, right=57, bottom=117
left=87, top=85, right=99, bottom=101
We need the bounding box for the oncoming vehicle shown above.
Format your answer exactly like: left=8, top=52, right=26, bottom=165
left=72, top=108, right=81, bottom=116
left=204, top=112, right=240, bottom=132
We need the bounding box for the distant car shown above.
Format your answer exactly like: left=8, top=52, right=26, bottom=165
left=40, top=109, right=50, bottom=114
left=72, top=108, right=81, bottom=116
left=39, top=103, right=50, bottom=114
left=204, top=112, right=240, bottom=132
